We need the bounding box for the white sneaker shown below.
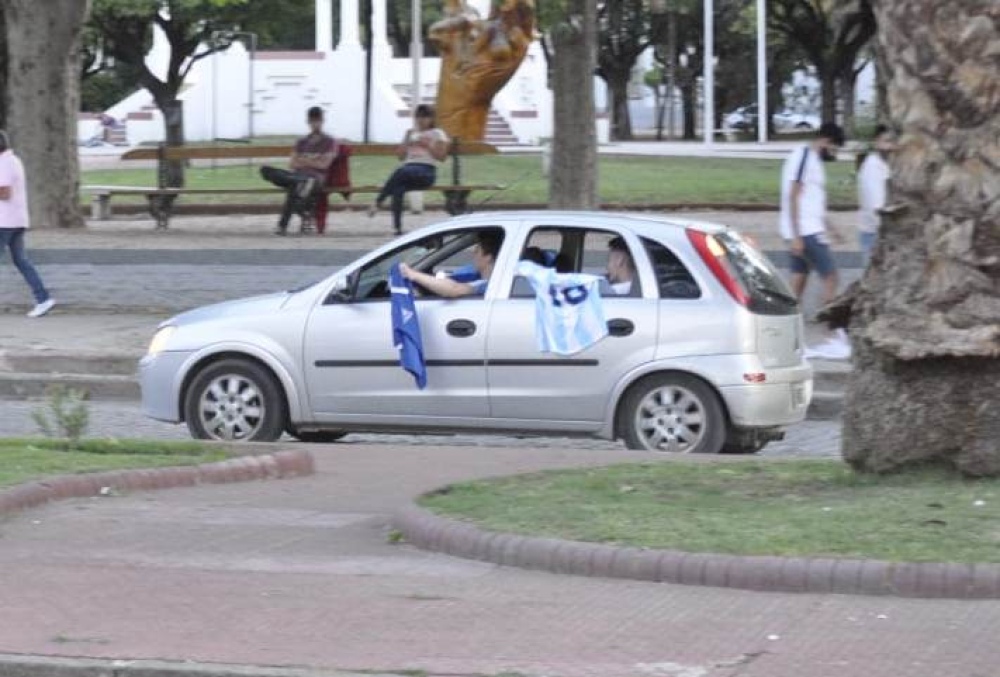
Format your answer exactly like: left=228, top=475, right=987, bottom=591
left=27, top=299, right=55, bottom=318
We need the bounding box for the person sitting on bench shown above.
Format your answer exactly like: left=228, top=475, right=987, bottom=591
left=368, top=105, right=450, bottom=235
left=260, top=106, right=338, bottom=236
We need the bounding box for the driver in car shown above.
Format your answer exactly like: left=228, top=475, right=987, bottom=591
left=399, top=231, right=502, bottom=298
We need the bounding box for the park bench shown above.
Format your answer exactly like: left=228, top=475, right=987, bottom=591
left=90, top=141, right=506, bottom=229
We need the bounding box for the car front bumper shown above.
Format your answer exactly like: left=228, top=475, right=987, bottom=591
left=720, top=377, right=813, bottom=428
left=139, top=350, right=195, bottom=423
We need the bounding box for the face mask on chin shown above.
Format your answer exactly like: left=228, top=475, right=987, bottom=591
left=820, top=147, right=837, bottom=162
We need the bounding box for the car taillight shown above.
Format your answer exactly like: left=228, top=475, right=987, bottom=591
left=687, top=229, right=751, bottom=307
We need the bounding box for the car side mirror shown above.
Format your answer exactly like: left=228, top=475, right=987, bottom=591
left=327, top=273, right=355, bottom=304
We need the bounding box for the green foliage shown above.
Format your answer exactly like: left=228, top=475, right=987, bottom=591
left=31, top=387, right=91, bottom=450
left=81, top=71, right=137, bottom=112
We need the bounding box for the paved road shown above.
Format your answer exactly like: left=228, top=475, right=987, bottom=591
left=1, top=260, right=862, bottom=315
left=1, top=443, right=996, bottom=677
left=0, top=399, right=841, bottom=457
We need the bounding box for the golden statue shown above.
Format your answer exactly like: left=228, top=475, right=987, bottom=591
left=429, top=0, right=536, bottom=143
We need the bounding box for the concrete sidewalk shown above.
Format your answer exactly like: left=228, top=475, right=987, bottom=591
left=24, top=209, right=863, bottom=254
left=1, top=444, right=997, bottom=677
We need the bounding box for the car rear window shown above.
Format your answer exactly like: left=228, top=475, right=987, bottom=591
left=641, top=238, right=701, bottom=299
left=714, top=232, right=799, bottom=315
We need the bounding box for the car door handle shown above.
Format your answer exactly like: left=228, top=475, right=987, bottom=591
left=607, top=318, right=635, bottom=337
left=447, top=319, right=477, bottom=338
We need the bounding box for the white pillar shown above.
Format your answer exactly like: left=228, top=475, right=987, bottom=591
left=339, top=0, right=360, bottom=48
left=411, top=0, right=423, bottom=109
left=703, top=0, right=714, bottom=145
left=756, top=0, right=768, bottom=143
left=316, top=0, right=334, bottom=52
left=372, top=0, right=390, bottom=49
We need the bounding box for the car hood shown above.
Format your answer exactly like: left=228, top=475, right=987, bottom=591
left=166, top=292, right=292, bottom=328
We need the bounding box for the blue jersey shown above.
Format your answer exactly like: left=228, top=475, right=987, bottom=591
left=389, top=264, right=427, bottom=389
left=515, top=261, right=608, bottom=356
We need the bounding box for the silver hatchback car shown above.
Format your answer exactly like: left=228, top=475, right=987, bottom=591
left=140, top=212, right=812, bottom=454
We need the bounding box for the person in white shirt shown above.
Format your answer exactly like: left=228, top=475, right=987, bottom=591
left=369, top=105, right=450, bottom=235
left=0, top=131, right=55, bottom=318
left=780, top=122, right=847, bottom=306
left=606, top=237, right=636, bottom=295
left=856, top=124, right=896, bottom=266
left=780, top=123, right=849, bottom=360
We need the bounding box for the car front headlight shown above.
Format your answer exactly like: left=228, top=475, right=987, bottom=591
left=147, top=326, right=177, bottom=357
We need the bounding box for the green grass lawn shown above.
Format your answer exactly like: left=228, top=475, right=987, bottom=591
left=421, top=460, right=1000, bottom=564
left=0, top=438, right=227, bottom=488
left=81, top=155, right=857, bottom=207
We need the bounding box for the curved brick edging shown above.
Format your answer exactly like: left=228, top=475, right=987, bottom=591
left=0, top=450, right=315, bottom=517
left=394, top=504, right=1000, bottom=600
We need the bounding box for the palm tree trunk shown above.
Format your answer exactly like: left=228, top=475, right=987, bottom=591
left=838, top=0, right=1000, bottom=476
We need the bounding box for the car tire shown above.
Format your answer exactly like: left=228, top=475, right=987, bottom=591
left=291, top=430, right=348, bottom=444
left=618, top=373, right=726, bottom=454
left=184, top=358, right=286, bottom=442
left=795, top=122, right=813, bottom=130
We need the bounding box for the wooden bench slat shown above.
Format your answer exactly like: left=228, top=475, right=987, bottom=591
left=84, top=184, right=506, bottom=197
left=121, top=141, right=500, bottom=162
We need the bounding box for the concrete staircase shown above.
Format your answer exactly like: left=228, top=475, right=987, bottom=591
left=0, top=353, right=140, bottom=401
left=396, top=86, right=522, bottom=146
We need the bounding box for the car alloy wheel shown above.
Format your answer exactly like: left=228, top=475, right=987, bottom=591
left=184, top=358, right=286, bottom=442
left=619, top=373, right=726, bottom=454
left=199, top=374, right=265, bottom=441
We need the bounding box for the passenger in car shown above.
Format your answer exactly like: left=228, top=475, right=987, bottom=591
left=400, top=231, right=502, bottom=298
left=606, top=237, right=636, bottom=295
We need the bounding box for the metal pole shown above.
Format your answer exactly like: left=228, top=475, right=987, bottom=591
left=756, top=0, right=768, bottom=143
left=411, top=0, right=422, bottom=116
left=364, top=0, right=374, bottom=141
left=249, top=33, right=256, bottom=142
left=703, top=0, right=714, bottom=145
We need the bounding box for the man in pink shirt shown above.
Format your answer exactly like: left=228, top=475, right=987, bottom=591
left=0, top=130, right=54, bottom=317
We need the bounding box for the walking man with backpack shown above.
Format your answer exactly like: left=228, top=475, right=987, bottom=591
left=780, top=122, right=849, bottom=358
left=0, top=130, right=55, bottom=318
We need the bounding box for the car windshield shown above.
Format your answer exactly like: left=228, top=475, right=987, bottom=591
left=715, top=231, right=799, bottom=314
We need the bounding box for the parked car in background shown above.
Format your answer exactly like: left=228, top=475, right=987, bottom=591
left=724, top=104, right=759, bottom=132
left=139, top=212, right=812, bottom=454
left=772, top=109, right=821, bottom=131
left=724, top=105, right=821, bottom=133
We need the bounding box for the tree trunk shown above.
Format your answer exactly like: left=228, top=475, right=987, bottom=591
left=819, top=69, right=837, bottom=123
left=874, top=49, right=889, bottom=124
left=681, top=81, right=696, bottom=140
left=0, top=5, right=7, bottom=130
left=548, top=0, right=598, bottom=209
left=160, top=99, right=185, bottom=188
left=840, top=73, right=857, bottom=136
left=839, top=0, right=1000, bottom=477
left=3, top=0, right=89, bottom=228
left=606, top=72, right=633, bottom=141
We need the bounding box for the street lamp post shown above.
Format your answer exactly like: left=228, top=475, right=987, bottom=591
left=757, top=0, right=768, bottom=143
left=703, top=0, right=714, bottom=145
left=211, top=30, right=258, bottom=144
left=411, top=0, right=423, bottom=116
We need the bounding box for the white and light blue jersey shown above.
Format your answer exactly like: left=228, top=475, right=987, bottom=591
left=515, top=260, right=608, bottom=356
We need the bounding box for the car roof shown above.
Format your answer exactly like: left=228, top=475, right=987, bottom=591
left=446, top=210, right=729, bottom=237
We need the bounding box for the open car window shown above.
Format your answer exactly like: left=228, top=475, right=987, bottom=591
left=343, top=227, right=504, bottom=302
left=511, top=226, right=642, bottom=298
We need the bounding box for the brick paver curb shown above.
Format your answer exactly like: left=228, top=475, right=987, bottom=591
left=0, top=653, right=398, bottom=677
left=394, top=503, right=1000, bottom=600
left=0, top=449, right=314, bottom=518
